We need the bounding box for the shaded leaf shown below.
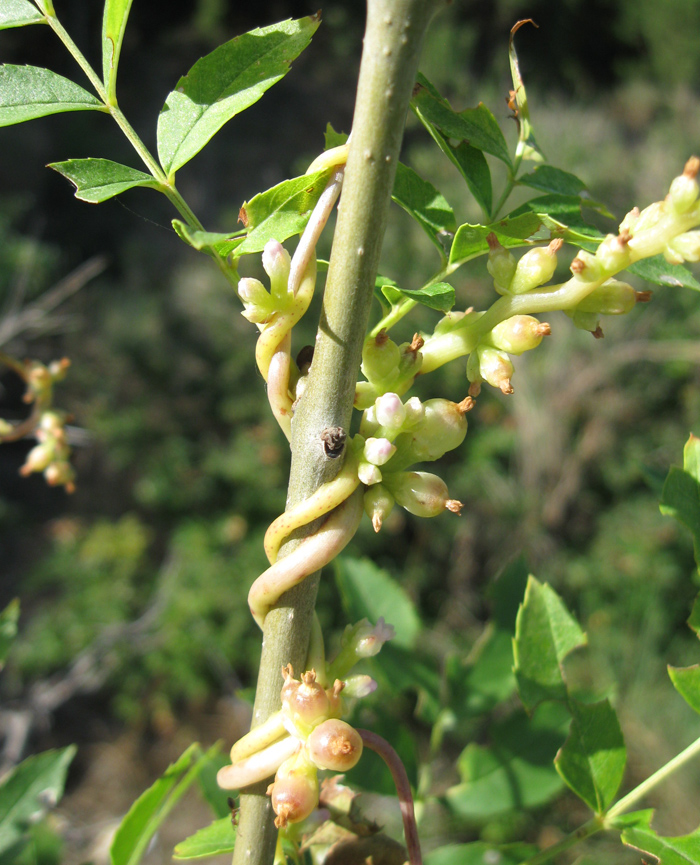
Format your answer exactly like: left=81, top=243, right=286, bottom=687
left=449, top=214, right=545, bottom=267
left=195, top=749, right=230, bottom=820
left=447, top=627, right=516, bottom=717
left=621, top=810, right=700, bottom=865
left=334, top=557, right=420, bottom=649
left=450, top=142, right=492, bottom=216
left=554, top=698, right=626, bottom=814
left=102, top=0, right=134, bottom=102
left=513, top=576, right=586, bottom=712
left=236, top=169, right=331, bottom=254
left=110, top=743, right=211, bottom=865
left=0, top=599, right=19, bottom=671
left=0, top=0, right=44, bottom=29
left=412, top=74, right=511, bottom=168
left=425, top=843, right=538, bottom=865
left=392, top=162, right=456, bottom=253
left=668, top=664, right=700, bottom=715
left=157, top=16, right=319, bottom=175
left=0, top=747, right=76, bottom=856
left=0, top=65, right=104, bottom=127
left=372, top=643, right=442, bottom=724
left=446, top=704, right=567, bottom=819
left=628, top=255, right=700, bottom=290
left=172, top=220, right=245, bottom=259
left=519, top=166, right=587, bottom=197
left=660, top=435, right=700, bottom=571
left=487, top=556, right=530, bottom=632
left=173, top=817, right=236, bottom=860
left=49, top=158, right=159, bottom=203
left=688, top=594, right=700, bottom=637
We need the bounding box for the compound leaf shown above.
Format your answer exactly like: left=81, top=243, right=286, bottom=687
left=49, top=158, right=159, bottom=203
left=157, top=16, right=319, bottom=176
left=0, top=65, right=104, bottom=127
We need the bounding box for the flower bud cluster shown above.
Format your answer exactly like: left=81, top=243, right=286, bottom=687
left=19, top=410, right=75, bottom=493
left=487, top=235, right=562, bottom=296
left=238, top=240, right=292, bottom=325
left=356, top=392, right=468, bottom=530
left=218, top=622, right=393, bottom=829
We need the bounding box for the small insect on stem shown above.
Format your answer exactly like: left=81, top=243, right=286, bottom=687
left=227, top=797, right=239, bottom=826
left=320, top=426, right=347, bottom=459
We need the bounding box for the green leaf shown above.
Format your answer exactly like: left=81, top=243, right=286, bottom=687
left=195, top=749, right=230, bottom=820
left=425, top=842, right=538, bottom=865
left=449, top=213, right=546, bottom=268
left=412, top=74, right=512, bottom=168
left=447, top=627, right=516, bottom=717
left=513, top=576, right=587, bottom=712
left=0, top=65, right=104, bottom=127
left=173, top=817, right=236, bottom=860
left=0, top=746, right=76, bottom=856
left=0, top=599, right=19, bottom=671
left=445, top=704, right=568, bottom=819
left=392, top=162, right=456, bottom=253
left=660, top=436, right=700, bottom=571
left=554, top=698, right=626, bottom=814
left=487, top=556, right=530, bottom=632
left=389, top=282, right=455, bottom=313
left=334, top=556, right=420, bottom=649
left=371, top=643, right=442, bottom=724
left=621, top=810, right=700, bottom=865
left=0, top=0, right=44, bottom=29
left=668, top=665, right=700, bottom=714
left=49, top=158, right=159, bottom=203
left=157, top=16, right=320, bottom=175
left=324, top=122, right=348, bottom=150
left=508, top=21, right=544, bottom=163
left=627, top=255, right=700, bottom=291
left=683, top=434, right=700, bottom=484
left=110, top=743, right=212, bottom=865
left=518, top=166, right=587, bottom=197
left=450, top=143, right=493, bottom=216
left=172, top=220, right=245, bottom=259
left=688, top=594, right=700, bottom=637
left=236, top=169, right=331, bottom=254
left=102, top=0, right=133, bottom=102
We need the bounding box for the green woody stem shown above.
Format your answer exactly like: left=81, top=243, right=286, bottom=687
left=232, top=1, right=445, bottom=862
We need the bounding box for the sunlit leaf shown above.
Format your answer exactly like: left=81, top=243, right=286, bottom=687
left=157, top=16, right=320, bottom=175
left=425, top=843, right=538, bottom=865
left=0, top=65, right=104, bottom=126
left=449, top=214, right=545, bottom=267
left=0, top=747, right=76, bottom=856
left=518, top=165, right=587, bottom=197
left=0, top=599, right=19, bottom=671
left=236, top=169, right=331, bottom=254
left=412, top=73, right=512, bottom=168
left=668, top=664, right=700, bottom=715
left=102, top=0, right=134, bottom=102
left=392, top=162, right=456, bottom=254
left=621, top=809, right=700, bottom=865
left=334, top=556, right=420, bottom=649
left=0, top=0, right=44, bottom=29
left=172, top=220, right=245, bottom=259
left=513, top=576, right=586, bottom=712
left=173, top=817, right=236, bottom=859
left=554, top=698, right=626, bottom=814
left=384, top=282, right=455, bottom=313
left=627, top=255, right=700, bottom=290
left=49, top=158, right=159, bottom=203
left=110, top=743, right=212, bottom=865
left=660, top=435, right=700, bottom=571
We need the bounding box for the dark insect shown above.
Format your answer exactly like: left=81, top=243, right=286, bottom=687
left=228, top=796, right=239, bottom=827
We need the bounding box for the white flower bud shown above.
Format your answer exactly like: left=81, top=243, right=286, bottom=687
left=363, top=437, right=396, bottom=466
left=375, top=393, right=406, bottom=431
left=358, top=461, right=383, bottom=486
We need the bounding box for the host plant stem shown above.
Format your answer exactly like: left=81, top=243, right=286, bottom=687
left=231, top=1, right=447, bottom=862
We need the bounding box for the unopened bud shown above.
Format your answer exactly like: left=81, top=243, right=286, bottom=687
left=570, top=250, right=604, bottom=283
left=403, top=398, right=469, bottom=463
left=375, top=393, right=406, bottom=431
left=630, top=201, right=664, bottom=236
left=358, top=461, right=382, bottom=486
left=239, top=278, right=273, bottom=323
left=510, top=240, right=561, bottom=294
left=361, top=331, right=401, bottom=385
left=470, top=346, right=514, bottom=395
left=363, top=484, right=395, bottom=532
left=342, top=674, right=377, bottom=698
left=268, top=752, right=318, bottom=829
left=364, top=437, right=397, bottom=466
left=20, top=443, right=53, bottom=475
left=574, top=279, right=637, bottom=316
left=668, top=161, right=700, bottom=214
left=261, top=240, right=291, bottom=300
left=384, top=471, right=463, bottom=518
left=596, top=233, right=632, bottom=272
left=489, top=315, right=550, bottom=354
left=306, top=719, right=363, bottom=772
left=281, top=667, right=331, bottom=736
left=397, top=335, right=424, bottom=379
left=44, top=460, right=75, bottom=492
left=486, top=234, right=517, bottom=295
left=666, top=230, right=700, bottom=263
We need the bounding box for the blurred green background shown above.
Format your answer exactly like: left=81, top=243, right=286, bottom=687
left=2, top=0, right=700, bottom=862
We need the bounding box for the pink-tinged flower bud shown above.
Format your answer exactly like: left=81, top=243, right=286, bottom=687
left=489, top=315, right=550, bottom=355
left=306, top=719, right=363, bottom=772
left=354, top=617, right=395, bottom=656
left=358, top=461, right=383, bottom=486
left=363, top=484, right=395, bottom=532
left=470, top=347, right=514, bottom=395
left=666, top=230, right=700, bottom=263
left=596, top=233, right=632, bottom=272
left=268, top=752, right=319, bottom=829
left=361, top=331, right=401, bottom=385
left=238, top=278, right=273, bottom=323
left=668, top=159, right=700, bottom=214
left=375, top=393, right=406, bottom=431
left=343, top=674, right=377, bottom=698
left=384, top=471, right=463, bottom=518
left=281, top=667, right=331, bottom=735
left=20, top=443, right=53, bottom=476
left=486, top=234, right=517, bottom=295
left=510, top=240, right=561, bottom=294
left=261, top=240, right=291, bottom=300
left=364, top=437, right=396, bottom=467
left=575, top=279, right=637, bottom=316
